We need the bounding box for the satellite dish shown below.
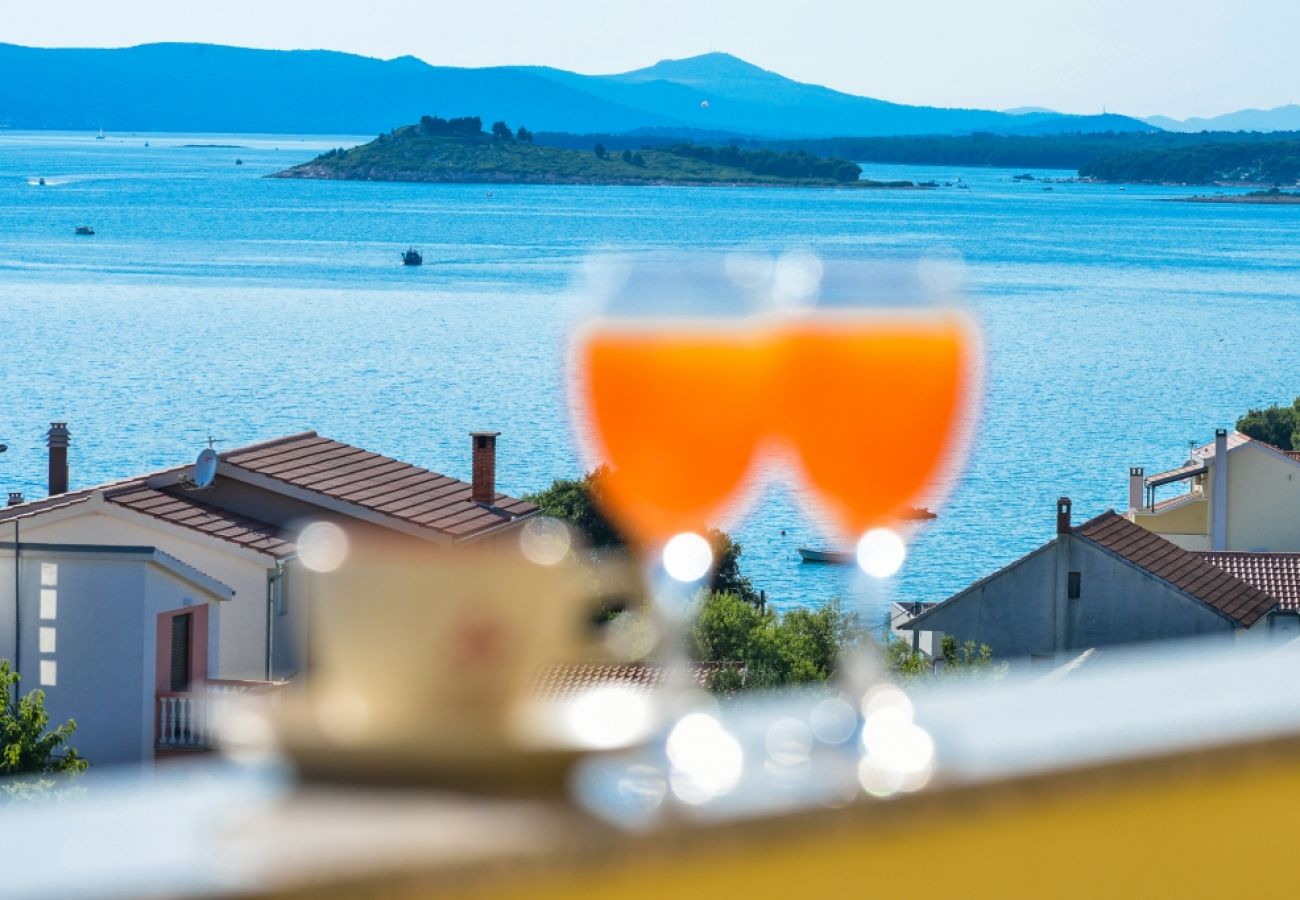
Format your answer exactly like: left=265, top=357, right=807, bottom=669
left=193, top=448, right=218, bottom=489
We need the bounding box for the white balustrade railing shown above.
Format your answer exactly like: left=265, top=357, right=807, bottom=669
left=156, top=680, right=285, bottom=750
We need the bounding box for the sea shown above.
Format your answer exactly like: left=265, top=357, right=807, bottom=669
left=2, top=130, right=1299, bottom=624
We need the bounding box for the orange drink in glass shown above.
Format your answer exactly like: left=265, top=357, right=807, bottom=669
left=777, top=311, right=976, bottom=539
left=575, top=325, right=768, bottom=545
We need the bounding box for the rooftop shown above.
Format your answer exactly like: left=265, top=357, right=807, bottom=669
left=0, top=431, right=537, bottom=552
left=1197, top=552, right=1300, bottom=612
left=1076, top=511, right=1277, bottom=627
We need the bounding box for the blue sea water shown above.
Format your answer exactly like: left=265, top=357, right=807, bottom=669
left=2, top=130, right=1299, bottom=622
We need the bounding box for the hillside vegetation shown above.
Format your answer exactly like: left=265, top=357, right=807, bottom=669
left=1079, top=138, right=1300, bottom=185
left=271, top=116, right=903, bottom=187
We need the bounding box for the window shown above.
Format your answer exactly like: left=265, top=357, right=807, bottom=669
left=39, top=660, right=56, bottom=687
left=39, top=589, right=56, bottom=620
left=39, top=627, right=56, bottom=654
left=170, top=614, right=192, bottom=692
left=1068, top=571, right=1082, bottom=599
left=40, top=563, right=57, bottom=587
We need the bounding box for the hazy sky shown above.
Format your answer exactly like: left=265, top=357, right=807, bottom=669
left=6, top=0, right=1296, bottom=119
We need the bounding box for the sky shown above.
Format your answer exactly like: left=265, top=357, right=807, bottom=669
left=5, top=0, right=1297, bottom=120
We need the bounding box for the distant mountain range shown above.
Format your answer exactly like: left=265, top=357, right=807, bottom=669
left=1145, top=105, right=1300, bottom=133
left=0, top=42, right=1156, bottom=139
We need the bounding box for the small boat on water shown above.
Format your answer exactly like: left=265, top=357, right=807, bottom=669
left=798, top=548, right=856, bottom=565
left=37, top=177, right=45, bottom=186
left=95, top=129, right=105, bottom=141
left=74, top=226, right=95, bottom=235
left=401, top=247, right=423, bottom=266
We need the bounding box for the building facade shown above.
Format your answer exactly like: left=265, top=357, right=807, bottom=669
left=901, top=499, right=1291, bottom=667
left=1127, top=429, right=1300, bottom=552
left=0, top=425, right=536, bottom=766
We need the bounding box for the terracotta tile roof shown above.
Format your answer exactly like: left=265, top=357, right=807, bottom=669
left=222, top=433, right=537, bottom=540
left=103, top=482, right=296, bottom=559
left=530, top=662, right=742, bottom=700
left=1198, top=552, right=1300, bottom=611
left=1076, top=511, right=1278, bottom=627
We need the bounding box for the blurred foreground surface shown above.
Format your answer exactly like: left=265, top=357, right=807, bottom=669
left=4, top=637, right=1300, bottom=898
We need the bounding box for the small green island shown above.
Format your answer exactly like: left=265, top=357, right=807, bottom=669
left=270, top=116, right=912, bottom=188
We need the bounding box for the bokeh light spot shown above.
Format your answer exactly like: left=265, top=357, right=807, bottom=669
left=663, top=532, right=713, bottom=582
left=857, top=527, right=906, bottom=578
left=298, top=521, right=349, bottom=573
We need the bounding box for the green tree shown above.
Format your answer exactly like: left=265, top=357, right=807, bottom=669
left=0, top=660, right=87, bottom=781
left=1236, top=397, right=1300, bottom=450
left=491, top=120, right=513, bottom=140
left=515, top=125, right=533, bottom=143
left=692, top=593, right=860, bottom=690
left=524, top=468, right=622, bottom=550
left=594, top=143, right=608, bottom=159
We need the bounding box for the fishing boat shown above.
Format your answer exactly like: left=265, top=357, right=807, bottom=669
left=74, top=226, right=95, bottom=235
left=797, top=548, right=855, bottom=565
left=37, top=177, right=45, bottom=186
left=95, top=129, right=105, bottom=141
left=401, top=247, right=423, bottom=266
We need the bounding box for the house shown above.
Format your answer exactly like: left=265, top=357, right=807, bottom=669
left=0, top=424, right=537, bottom=767
left=899, top=498, right=1297, bottom=667
left=1126, top=428, right=1300, bottom=552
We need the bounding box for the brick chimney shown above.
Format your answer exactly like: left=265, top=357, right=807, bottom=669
left=1128, top=467, right=1145, bottom=511
left=47, top=422, right=70, bottom=497
left=1056, top=497, right=1072, bottom=535
left=470, top=431, right=501, bottom=506
left=7, top=492, right=22, bottom=507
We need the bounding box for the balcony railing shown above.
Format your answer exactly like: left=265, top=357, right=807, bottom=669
left=156, top=680, right=285, bottom=750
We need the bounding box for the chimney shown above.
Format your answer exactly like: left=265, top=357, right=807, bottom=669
left=470, top=431, right=501, bottom=505
left=7, top=492, right=22, bottom=507
left=1211, top=428, right=1229, bottom=551
left=1056, top=497, right=1072, bottom=535
left=47, top=422, right=70, bottom=497
left=1128, top=467, right=1145, bottom=511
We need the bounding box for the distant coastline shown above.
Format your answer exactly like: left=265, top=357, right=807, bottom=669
left=1170, top=189, right=1300, bottom=205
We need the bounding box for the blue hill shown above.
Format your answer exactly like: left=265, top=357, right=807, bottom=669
left=0, top=43, right=1156, bottom=138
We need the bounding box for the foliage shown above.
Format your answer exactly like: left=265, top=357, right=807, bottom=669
left=708, top=530, right=762, bottom=608
left=515, top=125, right=533, bottom=143
left=534, top=128, right=1300, bottom=184
left=290, top=119, right=906, bottom=187
left=523, top=468, right=623, bottom=550
left=666, top=142, right=862, bottom=183
left=885, top=635, right=1005, bottom=683
left=491, top=120, right=513, bottom=140
left=417, top=115, right=483, bottom=137
left=1236, top=398, right=1300, bottom=451
left=693, top=593, right=859, bottom=690
left=0, top=660, right=87, bottom=793
left=1080, top=139, right=1300, bottom=185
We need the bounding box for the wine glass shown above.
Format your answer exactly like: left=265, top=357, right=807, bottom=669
left=570, top=255, right=769, bottom=678
left=774, top=254, right=982, bottom=690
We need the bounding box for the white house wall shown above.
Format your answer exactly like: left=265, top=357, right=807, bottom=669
left=0, top=550, right=223, bottom=767
left=17, top=511, right=273, bottom=680
left=909, top=538, right=1236, bottom=662
left=1223, top=445, right=1300, bottom=552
